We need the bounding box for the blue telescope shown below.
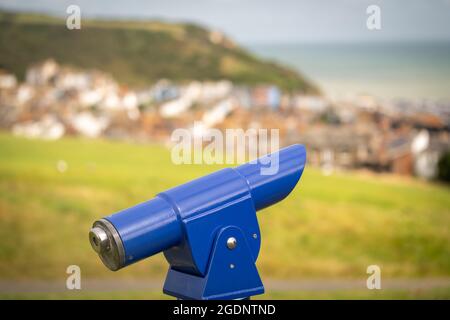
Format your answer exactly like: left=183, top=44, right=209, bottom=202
left=89, top=144, right=306, bottom=300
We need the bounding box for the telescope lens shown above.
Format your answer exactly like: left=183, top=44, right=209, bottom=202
left=89, top=219, right=125, bottom=271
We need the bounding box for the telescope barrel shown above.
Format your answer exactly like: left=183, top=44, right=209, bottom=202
left=236, top=144, right=306, bottom=210
left=89, top=144, right=306, bottom=271
left=89, top=197, right=182, bottom=270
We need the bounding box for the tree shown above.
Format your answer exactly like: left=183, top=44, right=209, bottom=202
left=437, top=151, right=450, bottom=182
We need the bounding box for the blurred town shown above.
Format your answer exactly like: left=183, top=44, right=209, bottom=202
left=0, top=59, right=449, bottom=180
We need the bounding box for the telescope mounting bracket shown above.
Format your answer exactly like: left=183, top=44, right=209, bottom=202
left=163, top=225, right=264, bottom=300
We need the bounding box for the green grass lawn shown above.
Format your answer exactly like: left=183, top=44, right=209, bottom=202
left=1, top=288, right=450, bottom=300
left=0, top=133, right=449, bottom=299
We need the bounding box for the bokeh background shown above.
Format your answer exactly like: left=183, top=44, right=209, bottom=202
left=0, top=0, right=449, bottom=299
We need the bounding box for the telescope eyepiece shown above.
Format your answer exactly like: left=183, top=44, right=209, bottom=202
left=89, top=227, right=109, bottom=253
left=89, top=219, right=125, bottom=271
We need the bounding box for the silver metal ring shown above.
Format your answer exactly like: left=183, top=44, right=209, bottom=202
left=89, top=218, right=125, bottom=271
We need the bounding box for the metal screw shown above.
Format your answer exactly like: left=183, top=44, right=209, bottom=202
left=252, top=233, right=258, bottom=239
left=227, top=237, right=237, bottom=250
left=230, top=264, right=235, bottom=269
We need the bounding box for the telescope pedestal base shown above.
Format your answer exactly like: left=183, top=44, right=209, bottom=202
left=163, top=226, right=264, bottom=300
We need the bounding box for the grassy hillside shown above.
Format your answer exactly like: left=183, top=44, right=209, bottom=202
left=0, top=133, right=449, bottom=283
left=0, top=11, right=318, bottom=92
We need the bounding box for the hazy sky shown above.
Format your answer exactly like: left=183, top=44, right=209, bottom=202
left=1, top=0, right=450, bottom=44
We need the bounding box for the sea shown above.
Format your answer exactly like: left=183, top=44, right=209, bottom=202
left=248, top=42, right=450, bottom=102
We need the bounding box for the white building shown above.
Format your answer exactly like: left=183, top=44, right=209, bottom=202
left=0, top=72, right=17, bottom=89
left=15, top=84, right=35, bottom=104
left=160, top=81, right=233, bottom=118
left=412, top=130, right=445, bottom=179
left=202, top=98, right=235, bottom=127
left=71, top=112, right=109, bottom=138
left=12, top=115, right=65, bottom=140
left=294, top=95, right=328, bottom=112
left=26, top=59, right=59, bottom=86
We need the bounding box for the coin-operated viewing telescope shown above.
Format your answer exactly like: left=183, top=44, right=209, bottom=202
left=89, top=144, right=306, bottom=300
